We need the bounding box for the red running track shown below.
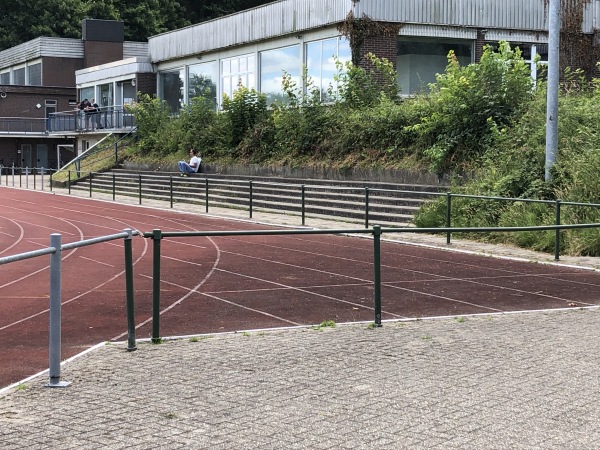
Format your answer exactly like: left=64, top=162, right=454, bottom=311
left=2, top=188, right=600, bottom=387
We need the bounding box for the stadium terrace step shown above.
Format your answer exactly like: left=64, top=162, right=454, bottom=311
left=67, top=169, right=447, bottom=228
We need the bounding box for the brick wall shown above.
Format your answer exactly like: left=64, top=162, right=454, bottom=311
left=136, top=73, right=157, bottom=98
left=84, top=41, right=124, bottom=68
left=360, top=30, right=398, bottom=71
left=43, top=57, right=84, bottom=87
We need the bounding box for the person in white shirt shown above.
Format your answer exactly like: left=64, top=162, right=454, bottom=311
left=178, top=148, right=201, bottom=176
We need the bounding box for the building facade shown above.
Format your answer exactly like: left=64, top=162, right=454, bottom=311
left=147, top=0, right=600, bottom=109
left=0, top=20, right=148, bottom=169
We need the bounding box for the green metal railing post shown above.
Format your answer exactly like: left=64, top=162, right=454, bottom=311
left=33, top=169, right=36, bottom=190
left=170, top=176, right=173, bottom=208
left=89, top=172, right=93, bottom=197
left=49, top=171, right=53, bottom=192
left=138, top=175, right=142, bottom=205
left=373, top=225, right=382, bottom=327
left=249, top=180, right=253, bottom=219
left=555, top=199, right=561, bottom=261
left=446, top=192, right=452, bottom=244
left=205, top=178, right=209, bottom=213
left=365, top=187, right=370, bottom=229
left=68, top=171, right=71, bottom=195
left=151, top=229, right=162, bottom=343
left=123, top=229, right=137, bottom=352
left=112, top=173, right=116, bottom=201
left=301, top=185, right=306, bottom=226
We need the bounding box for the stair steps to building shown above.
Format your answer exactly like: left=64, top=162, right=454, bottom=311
left=68, top=170, right=447, bottom=227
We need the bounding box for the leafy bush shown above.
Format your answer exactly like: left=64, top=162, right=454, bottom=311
left=406, top=41, right=533, bottom=176
left=222, top=86, right=267, bottom=150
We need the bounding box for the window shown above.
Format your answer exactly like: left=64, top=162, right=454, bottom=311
left=28, top=63, right=41, bottom=86
left=0, top=72, right=9, bottom=84
left=260, top=45, right=301, bottom=104
left=514, top=43, right=548, bottom=83
left=305, top=36, right=351, bottom=101
left=188, top=61, right=218, bottom=108
left=79, top=87, right=94, bottom=103
left=99, top=83, right=113, bottom=107
left=396, top=39, right=472, bottom=95
left=221, top=54, right=255, bottom=100
left=13, top=67, right=25, bottom=85
left=158, top=69, right=184, bottom=112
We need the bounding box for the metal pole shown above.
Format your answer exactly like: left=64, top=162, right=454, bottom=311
left=112, top=173, right=116, bottom=201
left=68, top=170, right=71, bottom=195
left=373, top=225, right=382, bottom=327
left=124, top=229, right=137, bottom=351
left=170, top=176, right=173, bottom=208
left=89, top=172, right=93, bottom=197
left=301, top=185, right=306, bottom=226
left=446, top=192, right=452, bottom=244
left=249, top=180, right=253, bottom=219
left=50, top=171, right=53, bottom=192
left=41, top=167, right=44, bottom=191
left=555, top=199, right=561, bottom=261
left=138, top=175, right=142, bottom=205
left=365, top=187, right=370, bottom=229
left=47, top=233, right=70, bottom=387
left=151, top=229, right=162, bottom=343
left=205, top=178, right=209, bottom=213
left=545, top=0, right=560, bottom=181
left=25, top=167, right=29, bottom=189
left=11, top=165, right=14, bottom=187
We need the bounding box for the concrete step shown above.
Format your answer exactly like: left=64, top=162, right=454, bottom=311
left=70, top=170, right=445, bottom=227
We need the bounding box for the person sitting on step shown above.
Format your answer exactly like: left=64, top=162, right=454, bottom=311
left=178, top=148, right=201, bottom=176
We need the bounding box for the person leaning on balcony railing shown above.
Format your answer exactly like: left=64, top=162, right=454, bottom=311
left=79, top=99, right=91, bottom=130
left=178, top=148, right=201, bottom=176
left=89, top=99, right=103, bottom=129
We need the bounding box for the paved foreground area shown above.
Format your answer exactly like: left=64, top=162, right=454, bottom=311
left=2, top=309, right=600, bottom=448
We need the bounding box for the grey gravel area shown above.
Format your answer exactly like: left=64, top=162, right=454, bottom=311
left=2, top=310, right=600, bottom=449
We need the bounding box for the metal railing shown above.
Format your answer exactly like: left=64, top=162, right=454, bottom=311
left=8, top=167, right=600, bottom=261
left=48, top=106, right=136, bottom=133
left=144, top=222, right=600, bottom=342
left=0, top=166, right=56, bottom=190
left=0, top=229, right=138, bottom=387
left=0, top=117, right=47, bottom=134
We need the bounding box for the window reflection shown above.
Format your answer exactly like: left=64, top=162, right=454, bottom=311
left=306, top=36, right=351, bottom=101
left=259, top=44, right=300, bottom=104
left=188, top=61, right=218, bottom=109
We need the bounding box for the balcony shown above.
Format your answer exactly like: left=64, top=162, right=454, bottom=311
left=48, top=106, right=136, bottom=135
left=0, top=118, right=47, bottom=136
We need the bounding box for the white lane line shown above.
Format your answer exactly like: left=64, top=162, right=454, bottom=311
left=78, top=256, right=116, bottom=268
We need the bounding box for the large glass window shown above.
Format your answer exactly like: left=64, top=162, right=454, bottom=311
left=397, top=39, right=472, bottom=95
left=260, top=45, right=301, bottom=104
left=79, top=86, right=95, bottom=103
left=28, top=63, right=41, bottom=86
left=0, top=72, right=9, bottom=84
left=306, top=36, right=351, bottom=101
left=221, top=54, right=255, bottom=100
left=13, top=67, right=25, bottom=85
left=159, top=69, right=184, bottom=112
left=99, top=83, right=114, bottom=107
left=188, top=61, right=218, bottom=108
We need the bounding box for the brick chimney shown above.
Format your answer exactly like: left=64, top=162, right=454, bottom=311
left=82, top=19, right=124, bottom=68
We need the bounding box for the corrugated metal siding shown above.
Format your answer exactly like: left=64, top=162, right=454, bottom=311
left=0, top=37, right=83, bottom=69
left=149, top=0, right=353, bottom=62
left=123, top=42, right=149, bottom=58
left=356, top=0, right=548, bottom=30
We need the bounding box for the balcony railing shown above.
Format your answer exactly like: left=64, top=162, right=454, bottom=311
left=48, top=106, right=136, bottom=133
left=0, top=118, right=47, bottom=134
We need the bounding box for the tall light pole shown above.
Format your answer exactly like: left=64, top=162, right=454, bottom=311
left=545, top=0, right=561, bottom=181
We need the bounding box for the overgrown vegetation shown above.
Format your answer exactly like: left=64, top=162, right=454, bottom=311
left=127, top=42, right=600, bottom=256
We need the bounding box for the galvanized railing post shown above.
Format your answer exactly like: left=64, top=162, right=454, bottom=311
left=112, top=173, right=116, bottom=201
left=446, top=192, right=452, bottom=244
left=301, top=185, right=306, bottom=226
left=365, top=187, right=370, bottom=229
left=41, top=167, right=44, bottom=191
left=89, top=172, right=93, bottom=197
left=205, top=178, right=209, bottom=213
left=555, top=199, right=561, bottom=261
left=49, top=171, right=53, bottom=192
left=25, top=167, right=29, bottom=189
left=170, top=176, right=173, bottom=208
left=249, top=180, right=253, bottom=219
left=11, top=165, right=14, bottom=187
left=151, top=229, right=162, bottom=343
left=373, top=225, right=382, bottom=327
left=47, top=233, right=70, bottom=387
left=123, top=229, right=137, bottom=351
left=138, top=174, right=142, bottom=205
